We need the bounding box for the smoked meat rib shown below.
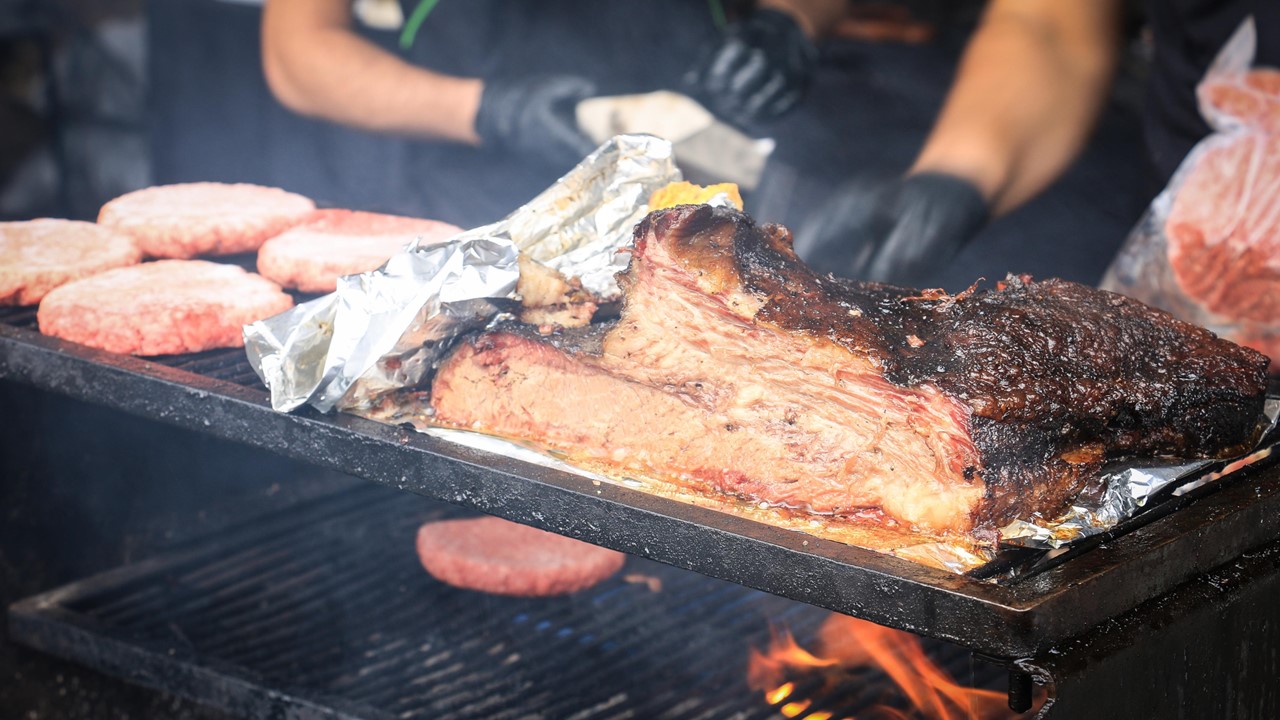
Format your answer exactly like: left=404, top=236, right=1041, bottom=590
left=431, top=206, right=1269, bottom=535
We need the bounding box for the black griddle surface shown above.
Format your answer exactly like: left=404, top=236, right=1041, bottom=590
left=8, top=485, right=1005, bottom=720
left=4, top=306, right=1280, bottom=658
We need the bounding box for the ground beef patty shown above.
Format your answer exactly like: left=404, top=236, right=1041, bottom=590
left=416, top=517, right=627, bottom=597
left=38, top=260, right=294, bottom=355
left=257, top=209, right=461, bottom=293
left=1, top=219, right=141, bottom=305
left=98, top=182, right=315, bottom=258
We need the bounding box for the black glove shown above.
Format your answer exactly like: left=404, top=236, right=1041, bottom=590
left=475, top=75, right=598, bottom=172
left=685, top=9, right=819, bottom=126
left=795, top=173, right=989, bottom=287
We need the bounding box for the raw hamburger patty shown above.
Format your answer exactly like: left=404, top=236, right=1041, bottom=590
left=257, top=209, right=461, bottom=293
left=38, top=260, right=294, bottom=355
left=98, top=182, right=315, bottom=258
left=1, top=219, right=141, bottom=305
left=415, top=517, right=626, bottom=596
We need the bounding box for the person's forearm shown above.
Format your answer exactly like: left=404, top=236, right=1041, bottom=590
left=910, top=0, right=1121, bottom=215
left=261, top=0, right=481, bottom=144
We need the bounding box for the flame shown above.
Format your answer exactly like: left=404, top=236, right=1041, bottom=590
left=747, top=626, right=841, bottom=692
left=748, top=615, right=1020, bottom=720
left=781, top=699, right=813, bottom=717
left=767, top=682, right=797, bottom=704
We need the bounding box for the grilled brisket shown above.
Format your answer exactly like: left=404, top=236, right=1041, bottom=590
left=431, top=206, right=1269, bottom=535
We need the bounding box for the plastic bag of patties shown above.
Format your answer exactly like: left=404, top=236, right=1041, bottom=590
left=1101, top=18, right=1280, bottom=371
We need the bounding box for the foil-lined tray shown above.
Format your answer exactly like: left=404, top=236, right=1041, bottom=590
left=244, top=133, right=1280, bottom=576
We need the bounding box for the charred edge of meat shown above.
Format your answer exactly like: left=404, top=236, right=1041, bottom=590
left=634, top=205, right=1269, bottom=527
left=484, top=320, right=613, bottom=356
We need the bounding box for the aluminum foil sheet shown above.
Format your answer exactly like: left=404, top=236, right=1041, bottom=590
left=245, top=134, right=681, bottom=413
left=999, top=397, right=1280, bottom=550
left=244, top=238, right=520, bottom=413
left=456, top=133, right=679, bottom=300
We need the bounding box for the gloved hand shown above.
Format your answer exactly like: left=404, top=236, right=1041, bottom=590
left=684, top=8, right=819, bottom=126
left=475, top=75, right=599, bottom=172
left=795, top=173, right=989, bottom=287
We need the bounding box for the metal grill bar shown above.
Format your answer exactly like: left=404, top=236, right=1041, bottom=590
left=9, top=486, right=1004, bottom=720
left=162, top=348, right=260, bottom=381
left=0, top=305, right=37, bottom=328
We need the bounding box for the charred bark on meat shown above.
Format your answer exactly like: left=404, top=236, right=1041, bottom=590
left=433, top=206, right=1269, bottom=536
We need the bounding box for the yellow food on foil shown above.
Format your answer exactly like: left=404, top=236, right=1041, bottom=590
left=648, top=181, right=743, bottom=211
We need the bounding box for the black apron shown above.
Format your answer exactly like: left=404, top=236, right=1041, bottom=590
left=1144, top=0, right=1280, bottom=189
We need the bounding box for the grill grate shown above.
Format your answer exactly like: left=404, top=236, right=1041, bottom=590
left=10, top=486, right=1004, bottom=720
left=156, top=347, right=265, bottom=387
left=0, top=304, right=37, bottom=329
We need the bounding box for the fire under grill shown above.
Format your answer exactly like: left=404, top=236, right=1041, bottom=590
left=8, top=485, right=1006, bottom=719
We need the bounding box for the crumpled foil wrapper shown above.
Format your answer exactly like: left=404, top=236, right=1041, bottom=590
left=999, top=397, right=1280, bottom=550
left=244, top=134, right=681, bottom=413
left=244, top=239, right=520, bottom=413
left=470, top=134, right=679, bottom=299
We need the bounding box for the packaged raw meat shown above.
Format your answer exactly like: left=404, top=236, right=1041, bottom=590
left=1197, top=18, right=1280, bottom=134
left=1102, top=18, right=1280, bottom=371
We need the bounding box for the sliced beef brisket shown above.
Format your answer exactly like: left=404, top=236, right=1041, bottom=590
left=432, top=206, right=1268, bottom=535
